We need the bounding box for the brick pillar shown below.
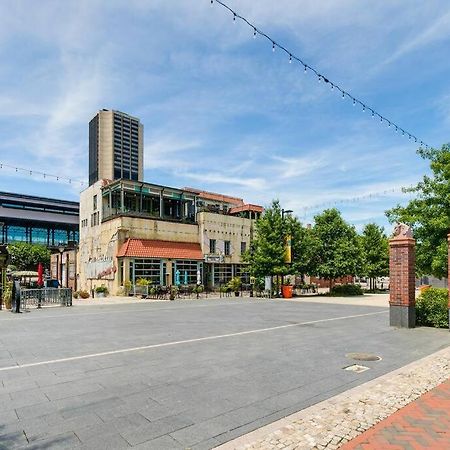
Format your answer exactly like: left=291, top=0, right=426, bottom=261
left=448, top=234, right=450, bottom=331
left=389, top=235, right=416, bottom=328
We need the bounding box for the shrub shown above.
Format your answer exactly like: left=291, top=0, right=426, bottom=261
left=136, top=278, right=151, bottom=286
left=194, top=285, right=204, bottom=294
left=416, top=288, right=448, bottom=328
left=78, top=290, right=90, bottom=299
left=227, top=277, right=242, bottom=292
left=330, top=284, right=364, bottom=296
left=72, top=291, right=79, bottom=299
left=124, top=280, right=132, bottom=294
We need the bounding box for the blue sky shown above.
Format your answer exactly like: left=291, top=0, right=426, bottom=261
left=1, top=0, right=449, bottom=230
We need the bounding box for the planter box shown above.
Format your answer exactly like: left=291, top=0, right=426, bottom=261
left=95, top=292, right=105, bottom=298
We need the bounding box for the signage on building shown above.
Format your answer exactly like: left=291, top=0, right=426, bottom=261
left=86, top=257, right=117, bottom=280
left=204, top=254, right=224, bottom=263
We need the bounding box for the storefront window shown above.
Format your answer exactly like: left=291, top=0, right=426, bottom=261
left=213, top=264, right=233, bottom=286
left=174, top=260, right=202, bottom=285
left=133, top=259, right=162, bottom=284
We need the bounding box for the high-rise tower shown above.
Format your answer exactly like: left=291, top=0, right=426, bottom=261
left=88, top=109, right=144, bottom=186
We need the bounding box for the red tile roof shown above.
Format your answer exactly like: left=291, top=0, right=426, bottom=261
left=229, top=204, right=264, bottom=215
left=117, top=239, right=203, bottom=260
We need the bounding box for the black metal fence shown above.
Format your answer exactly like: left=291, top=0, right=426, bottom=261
left=20, top=288, right=72, bottom=309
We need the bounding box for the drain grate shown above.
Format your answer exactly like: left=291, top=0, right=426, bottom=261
left=343, top=364, right=370, bottom=373
left=346, top=352, right=382, bottom=362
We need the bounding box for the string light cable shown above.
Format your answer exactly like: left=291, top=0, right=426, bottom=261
left=0, top=162, right=86, bottom=187
left=210, top=0, right=431, bottom=149
left=298, top=185, right=416, bottom=218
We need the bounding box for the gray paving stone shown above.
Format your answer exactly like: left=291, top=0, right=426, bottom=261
left=25, top=431, right=81, bottom=449
left=0, top=299, right=448, bottom=449
left=26, top=412, right=103, bottom=442
left=75, top=432, right=130, bottom=450
left=0, top=407, right=18, bottom=425
left=15, top=400, right=58, bottom=419
left=43, top=381, right=103, bottom=401
left=190, top=437, right=222, bottom=450
left=0, top=430, right=28, bottom=449
left=131, top=434, right=182, bottom=449
left=120, top=414, right=193, bottom=446
left=169, top=415, right=241, bottom=447
left=9, top=387, right=50, bottom=409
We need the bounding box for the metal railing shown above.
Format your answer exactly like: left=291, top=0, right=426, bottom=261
left=20, top=288, right=72, bottom=309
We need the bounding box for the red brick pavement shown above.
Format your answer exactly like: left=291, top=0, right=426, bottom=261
left=341, top=377, right=450, bottom=450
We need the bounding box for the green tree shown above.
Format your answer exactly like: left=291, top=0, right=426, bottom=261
left=287, top=215, right=317, bottom=277
left=386, top=144, right=450, bottom=278
left=360, top=223, right=389, bottom=290
left=7, top=242, right=50, bottom=271
left=311, top=208, right=363, bottom=287
left=244, top=200, right=316, bottom=280
left=244, top=200, right=286, bottom=278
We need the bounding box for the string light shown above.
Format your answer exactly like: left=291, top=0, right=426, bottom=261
left=299, top=185, right=415, bottom=218
left=211, top=0, right=431, bottom=150
left=0, top=161, right=86, bottom=187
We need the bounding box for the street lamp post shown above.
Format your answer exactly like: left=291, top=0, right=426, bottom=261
left=58, top=245, right=65, bottom=288
left=280, top=209, right=293, bottom=296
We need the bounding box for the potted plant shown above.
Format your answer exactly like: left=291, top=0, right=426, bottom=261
left=228, top=277, right=242, bottom=297
left=79, top=290, right=90, bottom=299
left=281, top=279, right=293, bottom=299
left=95, top=285, right=108, bottom=298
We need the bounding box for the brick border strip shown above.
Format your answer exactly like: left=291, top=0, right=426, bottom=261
left=215, top=346, right=450, bottom=450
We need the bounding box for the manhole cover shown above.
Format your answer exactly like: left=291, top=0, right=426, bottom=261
left=346, top=352, right=381, bottom=362
left=343, top=364, right=370, bottom=373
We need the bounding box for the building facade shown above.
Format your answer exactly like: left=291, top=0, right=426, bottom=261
left=89, top=110, right=144, bottom=186
left=0, top=191, right=79, bottom=248
left=78, top=179, right=262, bottom=295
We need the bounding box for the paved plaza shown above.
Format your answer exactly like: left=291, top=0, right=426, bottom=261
left=0, top=297, right=449, bottom=449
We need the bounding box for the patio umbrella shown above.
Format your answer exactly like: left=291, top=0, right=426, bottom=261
left=184, top=271, right=188, bottom=285
left=37, top=263, right=44, bottom=287
left=175, top=270, right=180, bottom=286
